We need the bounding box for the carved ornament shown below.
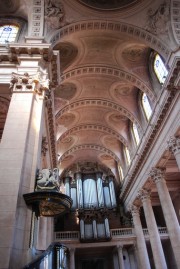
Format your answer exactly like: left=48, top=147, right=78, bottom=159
left=149, top=167, right=166, bottom=183
left=167, top=136, right=180, bottom=155
left=45, top=0, right=64, bottom=29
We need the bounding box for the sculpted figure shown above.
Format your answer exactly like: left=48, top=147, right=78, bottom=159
left=45, top=0, right=64, bottom=29
left=36, top=168, right=60, bottom=191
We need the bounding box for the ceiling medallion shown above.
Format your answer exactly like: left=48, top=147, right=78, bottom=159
left=77, top=0, right=139, bottom=10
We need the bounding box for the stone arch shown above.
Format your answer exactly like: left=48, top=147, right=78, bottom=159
left=55, top=98, right=142, bottom=131
left=49, top=20, right=170, bottom=59
left=61, top=66, right=155, bottom=102
left=59, top=144, right=120, bottom=163
left=58, top=124, right=128, bottom=146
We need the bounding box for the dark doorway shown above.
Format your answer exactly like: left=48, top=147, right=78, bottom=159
left=81, top=259, right=104, bottom=269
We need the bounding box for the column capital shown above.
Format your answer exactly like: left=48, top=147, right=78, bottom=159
left=167, top=136, right=180, bottom=155
left=129, top=204, right=140, bottom=216
left=10, top=72, right=50, bottom=97
left=138, top=189, right=151, bottom=202
left=116, top=245, right=124, bottom=251
left=149, top=167, right=166, bottom=183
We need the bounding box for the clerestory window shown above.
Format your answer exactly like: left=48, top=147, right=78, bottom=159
left=142, top=93, right=152, bottom=121
left=154, top=54, right=168, bottom=84
left=132, top=123, right=140, bottom=145
left=0, top=24, right=19, bottom=44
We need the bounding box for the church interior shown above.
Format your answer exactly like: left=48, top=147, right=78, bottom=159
left=0, top=0, right=180, bottom=268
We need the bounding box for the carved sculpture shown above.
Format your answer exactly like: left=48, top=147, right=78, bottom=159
left=36, top=168, right=60, bottom=191
left=45, top=0, right=64, bottom=29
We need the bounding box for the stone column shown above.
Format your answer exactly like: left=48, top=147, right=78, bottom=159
left=117, top=245, right=125, bottom=269
left=168, top=136, right=180, bottom=170
left=130, top=205, right=151, bottom=269
left=96, top=172, right=105, bottom=207
left=0, top=72, right=49, bottom=268
left=75, top=172, right=83, bottom=208
left=69, top=248, right=75, bottom=269
left=150, top=168, right=180, bottom=268
left=139, top=189, right=167, bottom=269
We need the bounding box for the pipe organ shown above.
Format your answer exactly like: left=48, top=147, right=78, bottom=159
left=63, top=172, right=117, bottom=210
left=63, top=170, right=117, bottom=242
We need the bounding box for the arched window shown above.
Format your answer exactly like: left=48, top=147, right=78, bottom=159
left=142, top=93, right=152, bottom=121
left=118, top=164, right=124, bottom=181
left=154, top=54, right=168, bottom=84
left=132, top=123, right=140, bottom=145
left=125, top=147, right=131, bottom=165
left=0, top=25, right=19, bottom=44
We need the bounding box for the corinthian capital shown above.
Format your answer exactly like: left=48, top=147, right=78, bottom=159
left=129, top=204, right=140, bottom=216
left=167, top=136, right=180, bottom=155
left=138, top=188, right=151, bottom=202
left=149, top=167, right=165, bottom=183
left=9, top=72, right=51, bottom=98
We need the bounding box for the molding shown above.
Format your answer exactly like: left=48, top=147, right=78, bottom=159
left=58, top=124, right=128, bottom=146
left=50, top=20, right=170, bottom=59
left=61, top=66, right=155, bottom=101
left=59, top=144, right=120, bottom=162
left=28, top=0, right=45, bottom=37
left=171, top=0, right=180, bottom=45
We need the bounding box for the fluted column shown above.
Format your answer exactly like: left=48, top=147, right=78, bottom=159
left=168, top=136, right=180, bottom=170
left=117, top=245, right=125, bottom=269
left=96, top=172, right=105, bottom=207
left=75, top=172, right=83, bottom=208
left=150, top=168, right=180, bottom=268
left=69, top=248, right=75, bottom=269
left=130, top=205, right=151, bottom=269
left=139, top=189, right=167, bottom=269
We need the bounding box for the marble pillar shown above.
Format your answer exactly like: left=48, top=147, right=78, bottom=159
left=130, top=205, right=151, bottom=269
left=0, top=71, right=48, bottom=268
left=150, top=167, right=180, bottom=268
left=69, top=248, right=75, bottom=269
left=139, top=189, right=167, bottom=269
left=117, top=245, right=125, bottom=269
left=168, top=136, right=180, bottom=170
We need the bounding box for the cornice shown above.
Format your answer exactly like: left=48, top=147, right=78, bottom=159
left=61, top=66, right=155, bottom=102
left=58, top=124, right=128, bottom=147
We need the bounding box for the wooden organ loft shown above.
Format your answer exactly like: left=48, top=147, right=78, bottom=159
left=54, top=162, right=131, bottom=242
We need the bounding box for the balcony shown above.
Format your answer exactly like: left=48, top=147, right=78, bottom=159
left=54, top=227, right=169, bottom=243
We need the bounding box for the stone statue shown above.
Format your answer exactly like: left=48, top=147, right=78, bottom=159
left=36, top=168, right=60, bottom=191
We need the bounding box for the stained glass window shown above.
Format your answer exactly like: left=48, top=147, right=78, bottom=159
left=133, top=123, right=140, bottom=145
left=125, top=147, right=131, bottom=165
left=142, top=93, right=152, bottom=120
left=0, top=25, right=19, bottom=44
left=154, top=54, right=168, bottom=84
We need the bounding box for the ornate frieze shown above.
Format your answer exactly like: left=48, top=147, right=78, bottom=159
left=41, top=136, right=48, bottom=156
left=167, top=136, right=180, bottom=155
left=129, top=204, right=140, bottom=216
left=30, top=0, right=44, bottom=37
left=138, top=189, right=151, bottom=202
